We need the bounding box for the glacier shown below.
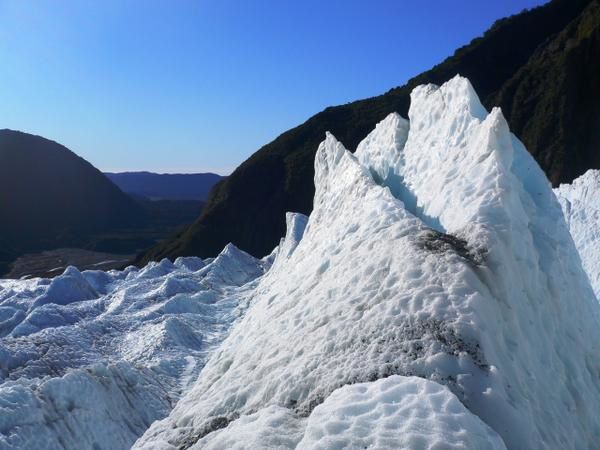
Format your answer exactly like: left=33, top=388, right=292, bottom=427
left=0, top=246, right=269, bottom=449
left=2, top=76, right=600, bottom=450
left=554, top=170, right=600, bottom=298
left=134, top=76, right=600, bottom=449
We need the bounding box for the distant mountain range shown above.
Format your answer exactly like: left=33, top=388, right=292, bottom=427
left=104, top=171, right=224, bottom=201
left=0, top=131, right=207, bottom=275
left=139, top=0, right=600, bottom=264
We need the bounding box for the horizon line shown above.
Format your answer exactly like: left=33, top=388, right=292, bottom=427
left=101, top=168, right=232, bottom=176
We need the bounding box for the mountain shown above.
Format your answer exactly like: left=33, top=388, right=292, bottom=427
left=135, top=77, right=600, bottom=449
left=139, top=0, right=600, bottom=263
left=490, top=1, right=600, bottom=183
left=104, top=171, right=224, bottom=201
left=0, top=129, right=146, bottom=274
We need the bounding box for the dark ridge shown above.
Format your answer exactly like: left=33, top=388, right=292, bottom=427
left=0, top=130, right=214, bottom=276
left=139, top=0, right=598, bottom=263
left=0, top=129, right=147, bottom=271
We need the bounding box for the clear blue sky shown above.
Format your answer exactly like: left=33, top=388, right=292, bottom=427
left=0, top=0, right=546, bottom=174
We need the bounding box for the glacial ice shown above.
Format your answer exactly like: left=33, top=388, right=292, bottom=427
left=0, top=245, right=267, bottom=450
left=136, top=76, right=600, bottom=450
left=554, top=169, right=600, bottom=298
left=296, top=375, right=505, bottom=450
left=194, top=376, right=505, bottom=450
left=2, top=76, right=599, bottom=450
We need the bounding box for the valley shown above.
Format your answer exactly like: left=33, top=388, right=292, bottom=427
left=1, top=1, right=599, bottom=449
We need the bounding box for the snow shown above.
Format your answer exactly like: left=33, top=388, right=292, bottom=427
left=192, top=406, right=304, bottom=450
left=297, top=375, right=505, bottom=450
left=193, top=376, right=505, bottom=450
left=554, top=170, right=600, bottom=298
left=136, top=76, right=600, bottom=450
left=0, top=245, right=267, bottom=450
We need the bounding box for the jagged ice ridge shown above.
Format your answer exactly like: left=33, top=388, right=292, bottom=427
left=135, top=76, right=600, bottom=449
left=1, top=76, right=599, bottom=450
